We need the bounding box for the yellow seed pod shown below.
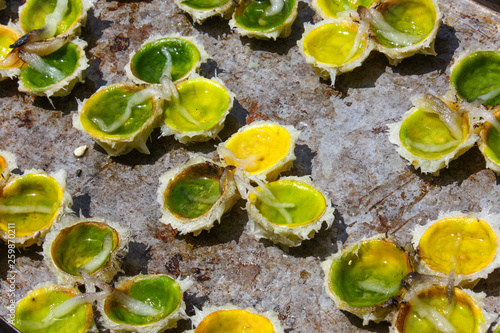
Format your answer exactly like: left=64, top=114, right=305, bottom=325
left=0, top=24, right=23, bottom=81
left=0, top=150, right=17, bottom=188
left=217, top=120, right=299, bottom=181
left=186, top=304, right=285, bottom=333
left=412, top=211, right=500, bottom=286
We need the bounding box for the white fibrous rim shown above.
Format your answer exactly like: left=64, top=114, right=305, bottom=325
left=157, top=154, right=240, bottom=236
left=228, top=0, right=298, bottom=40
left=73, top=82, right=164, bottom=156
left=17, top=37, right=89, bottom=98
left=217, top=120, right=300, bottom=182
left=411, top=210, right=500, bottom=285
left=297, top=19, right=374, bottom=85
left=321, top=234, right=410, bottom=324
left=387, top=96, right=478, bottom=175
left=0, top=150, right=17, bottom=186
left=14, top=282, right=96, bottom=332
left=185, top=303, right=285, bottom=333
left=245, top=175, right=335, bottom=247
left=42, top=216, right=131, bottom=286
left=0, top=169, right=72, bottom=247
left=98, top=275, right=192, bottom=333
left=371, top=0, right=442, bottom=66
left=125, top=34, right=210, bottom=85
left=388, top=281, right=494, bottom=333
left=173, top=0, right=235, bottom=24
left=160, top=75, right=234, bottom=144
left=18, top=0, right=95, bottom=38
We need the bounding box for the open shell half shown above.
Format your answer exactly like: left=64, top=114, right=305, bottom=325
left=0, top=24, right=23, bottom=81
left=98, top=274, right=192, bottom=333
left=174, top=0, right=235, bottom=24
left=246, top=175, right=335, bottom=247
left=387, top=94, right=477, bottom=175
left=322, top=235, right=414, bottom=324
left=157, top=155, right=239, bottom=236
left=43, top=217, right=130, bottom=286
left=73, top=82, right=164, bottom=156
left=125, top=35, right=209, bottom=85
left=229, top=0, right=298, bottom=39
left=478, top=107, right=500, bottom=174
left=412, top=211, right=500, bottom=286
left=312, top=0, right=376, bottom=19
left=0, top=150, right=17, bottom=188
left=0, top=169, right=72, bottom=247
left=217, top=120, right=299, bottom=181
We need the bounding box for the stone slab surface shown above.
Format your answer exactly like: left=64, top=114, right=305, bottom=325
left=0, top=0, right=499, bottom=332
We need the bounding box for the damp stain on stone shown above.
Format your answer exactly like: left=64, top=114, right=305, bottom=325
left=110, top=35, right=130, bottom=52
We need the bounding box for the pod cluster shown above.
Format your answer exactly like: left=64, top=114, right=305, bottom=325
left=388, top=50, right=500, bottom=175
left=174, top=0, right=298, bottom=40
left=0, top=0, right=94, bottom=98
left=298, top=0, right=442, bottom=84
left=322, top=211, right=500, bottom=332
left=158, top=120, right=336, bottom=247
left=73, top=35, right=235, bottom=156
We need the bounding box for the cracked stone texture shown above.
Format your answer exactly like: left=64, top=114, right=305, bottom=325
left=1, top=0, right=499, bottom=332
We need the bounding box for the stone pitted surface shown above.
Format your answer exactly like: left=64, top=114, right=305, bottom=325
left=0, top=0, right=499, bottom=332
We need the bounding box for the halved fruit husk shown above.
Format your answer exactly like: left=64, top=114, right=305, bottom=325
left=478, top=106, right=500, bottom=174
left=73, top=82, right=164, bottom=156
left=18, top=0, right=94, bottom=39
left=450, top=49, right=500, bottom=107
left=322, top=234, right=414, bottom=324
left=125, top=35, right=210, bottom=85
left=217, top=120, right=299, bottom=181
left=412, top=211, right=500, bottom=286
left=312, top=0, right=376, bottom=20
left=186, top=304, right=285, bottom=333
left=0, top=169, right=72, bottom=247
left=0, top=24, right=23, bottom=81
left=43, top=217, right=130, bottom=286
left=297, top=19, right=374, bottom=85
left=157, top=154, right=239, bottom=236
left=174, top=0, right=235, bottom=24
left=98, top=274, right=192, bottom=333
left=229, top=0, right=298, bottom=40
left=0, top=150, right=17, bottom=188
left=387, top=94, right=477, bottom=175
left=160, top=75, right=234, bottom=144
left=389, top=282, right=494, bottom=333
left=13, top=282, right=95, bottom=333
left=17, top=37, right=89, bottom=97
left=361, top=0, right=442, bottom=66
left=245, top=175, right=335, bottom=247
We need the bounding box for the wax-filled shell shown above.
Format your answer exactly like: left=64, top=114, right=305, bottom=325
left=18, top=38, right=89, bottom=97
left=186, top=304, right=285, bottom=333
left=479, top=108, right=500, bottom=174
left=450, top=50, right=500, bottom=106
left=157, top=155, right=239, bottom=236
left=73, top=82, right=163, bottom=156
left=229, top=0, right=298, bottom=39
left=387, top=94, right=477, bottom=175
left=99, top=275, right=192, bottom=333
left=43, top=218, right=130, bottom=285
left=246, top=176, right=335, bottom=247
left=390, top=284, right=490, bottom=333
left=14, top=283, right=94, bottom=333
left=367, top=0, right=442, bottom=65
left=126, top=36, right=209, bottom=85
left=322, top=235, right=414, bottom=323
left=412, top=211, right=500, bottom=285
left=0, top=25, right=23, bottom=80
left=18, top=0, right=94, bottom=38
left=217, top=120, right=299, bottom=181
left=0, top=170, right=72, bottom=247
left=0, top=150, right=17, bottom=188
left=161, top=77, right=234, bottom=144
left=173, top=0, right=235, bottom=24
left=298, top=19, right=374, bottom=85
left=312, top=0, right=376, bottom=19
